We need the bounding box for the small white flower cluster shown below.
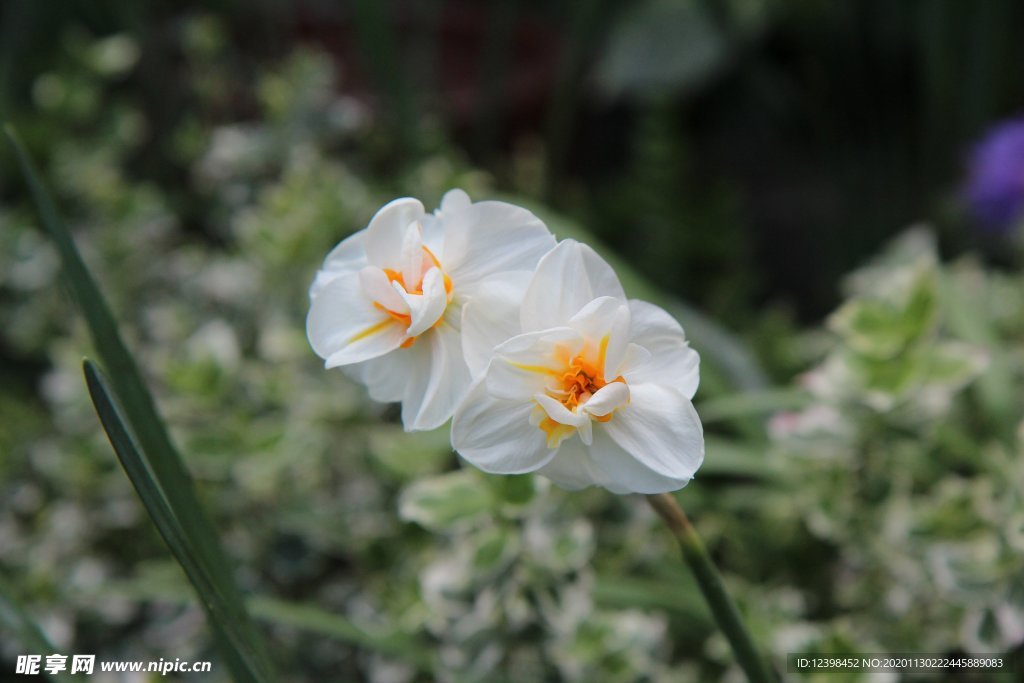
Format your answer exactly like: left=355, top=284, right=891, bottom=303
left=307, top=190, right=703, bottom=493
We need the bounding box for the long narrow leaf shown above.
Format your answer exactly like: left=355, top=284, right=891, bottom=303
left=698, top=389, right=811, bottom=424
left=4, top=126, right=273, bottom=681
left=83, top=361, right=269, bottom=682
left=0, top=575, right=76, bottom=683
left=3, top=126, right=234, bottom=591
left=249, top=598, right=435, bottom=671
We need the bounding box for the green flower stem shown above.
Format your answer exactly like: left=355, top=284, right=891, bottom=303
left=647, top=493, right=776, bottom=683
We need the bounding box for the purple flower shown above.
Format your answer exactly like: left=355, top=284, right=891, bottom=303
left=964, top=116, right=1024, bottom=233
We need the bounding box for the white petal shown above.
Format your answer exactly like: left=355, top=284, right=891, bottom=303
left=625, top=300, right=700, bottom=399
left=306, top=271, right=404, bottom=366
left=400, top=221, right=426, bottom=288
left=440, top=188, right=472, bottom=216
left=310, top=231, right=366, bottom=299
left=442, top=199, right=556, bottom=289
left=343, top=345, right=420, bottom=402
left=521, top=240, right=626, bottom=332
left=618, top=343, right=652, bottom=378
left=582, top=381, right=630, bottom=417
left=534, top=393, right=588, bottom=427
left=359, top=266, right=408, bottom=314
left=460, top=270, right=532, bottom=378
left=419, top=214, right=445, bottom=259
left=567, top=296, right=632, bottom=377
left=486, top=328, right=583, bottom=401
left=398, top=267, right=449, bottom=337
left=400, top=319, right=473, bottom=431
left=364, top=198, right=425, bottom=268
left=535, top=438, right=604, bottom=490
left=588, top=427, right=691, bottom=494
left=395, top=342, right=432, bottom=424
left=602, top=382, right=704, bottom=481
left=451, top=377, right=555, bottom=474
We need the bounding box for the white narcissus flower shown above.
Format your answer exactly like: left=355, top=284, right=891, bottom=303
left=307, top=189, right=555, bottom=430
left=452, top=240, right=704, bottom=494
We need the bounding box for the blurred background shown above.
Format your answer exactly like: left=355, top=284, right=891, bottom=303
left=1, top=1, right=1023, bottom=681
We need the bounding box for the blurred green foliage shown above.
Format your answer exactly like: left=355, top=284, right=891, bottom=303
left=1, top=5, right=1023, bottom=683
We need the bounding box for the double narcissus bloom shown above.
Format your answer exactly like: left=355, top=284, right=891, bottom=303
left=452, top=240, right=703, bottom=494
left=307, top=192, right=704, bottom=493
left=307, top=190, right=555, bottom=430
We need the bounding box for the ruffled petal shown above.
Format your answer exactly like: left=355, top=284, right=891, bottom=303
left=624, top=300, right=700, bottom=399
left=394, top=342, right=432, bottom=425
left=535, top=438, right=604, bottom=490
left=309, top=231, right=366, bottom=299
left=534, top=393, right=588, bottom=427
left=399, top=268, right=449, bottom=337
left=567, top=296, right=632, bottom=377
left=602, top=382, right=704, bottom=482
left=442, top=199, right=555, bottom=290
left=582, top=381, right=630, bottom=418
left=521, top=240, right=627, bottom=332
left=363, top=198, right=425, bottom=268
left=486, top=328, right=583, bottom=401
left=588, top=427, right=691, bottom=494
left=306, top=270, right=404, bottom=367
left=343, top=345, right=421, bottom=403
left=460, top=270, right=532, bottom=378
left=400, top=318, right=473, bottom=431
left=359, top=266, right=409, bottom=314
left=451, top=377, right=555, bottom=474
left=399, top=221, right=426, bottom=289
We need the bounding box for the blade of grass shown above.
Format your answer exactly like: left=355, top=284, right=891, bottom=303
left=698, top=389, right=812, bottom=424
left=0, top=575, right=76, bottom=683
left=4, top=125, right=273, bottom=681
left=700, top=437, right=782, bottom=480
left=249, top=598, right=434, bottom=671
left=84, top=360, right=270, bottom=682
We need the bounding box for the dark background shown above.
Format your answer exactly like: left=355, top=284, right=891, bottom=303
left=4, top=0, right=1022, bottom=323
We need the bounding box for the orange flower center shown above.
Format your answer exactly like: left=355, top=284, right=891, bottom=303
left=535, top=336, right=625, bottom=444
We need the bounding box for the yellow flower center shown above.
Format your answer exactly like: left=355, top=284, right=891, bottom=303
left=533, top=336, right=626, bottom=446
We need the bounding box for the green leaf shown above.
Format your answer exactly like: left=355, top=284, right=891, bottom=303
left=398, top=470, right=496, bottom=532
left=249, top=598, right=434, bottom=672
left=83, top=361, right=271, bottom=683
left=593, top=575, right=710, bottom=629
left=701, top=437, right=782, bottom=480
left=828, top=299, right=911, bottom=359
left=922, top=342, right=989, bottom=390
left=829, top=266, right=939, bottom=359
left=0, top=575, right=77, bottom=683
left=698, top=389, right=812, bottom=424
left=4, top=125, right=273, bottom=681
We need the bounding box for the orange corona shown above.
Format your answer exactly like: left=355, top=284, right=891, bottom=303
left=533, top=335, right=627, bottom=443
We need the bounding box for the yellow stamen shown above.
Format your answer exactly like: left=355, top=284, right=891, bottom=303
left=533, top=334, right=627, bottom=443
left=538, top=416, right=576, bottom=448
